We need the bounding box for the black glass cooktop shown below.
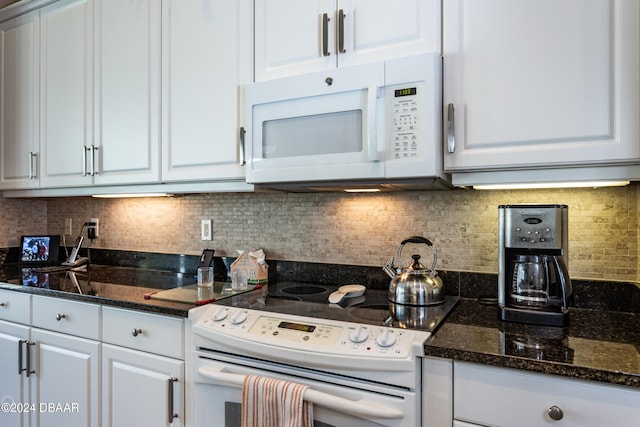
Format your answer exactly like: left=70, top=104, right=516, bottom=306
left=214, top=281, right=459, bottom=332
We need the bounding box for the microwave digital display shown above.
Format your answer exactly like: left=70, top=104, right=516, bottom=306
left=394, top=87, right=417, bottom=97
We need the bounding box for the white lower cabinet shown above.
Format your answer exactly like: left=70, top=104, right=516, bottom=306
left=0, top=320, right=30, bottom=427
left=0, top=293, right=100, bottom=427
left=102, top=344, right=183, bottom=427
left=453, top=361, right=640, bottom=427
left=101, top=306, right=184, bottom=427
left=30, top=328, right=100, bottom=427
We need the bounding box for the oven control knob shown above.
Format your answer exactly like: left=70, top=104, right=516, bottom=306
left=349, top=326, right=369, bottom=343
left=376, top=329, right=396, bottom=347
left=231, top=310, right=248, bottom=325
left=212, top=307, right=228, bottom=322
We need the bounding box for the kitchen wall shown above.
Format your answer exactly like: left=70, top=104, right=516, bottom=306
left=1, top=184, right=638, bottom=282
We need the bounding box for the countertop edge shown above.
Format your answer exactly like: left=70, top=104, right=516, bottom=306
left=0, top=282, right=191, bottom=318
left=422, top=345, right=640, bottom=389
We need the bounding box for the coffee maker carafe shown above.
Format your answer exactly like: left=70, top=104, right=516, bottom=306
left=498, top=204, right=572, bottom=326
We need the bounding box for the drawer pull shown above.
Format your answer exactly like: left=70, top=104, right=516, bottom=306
left=131, top=328, right=143, bottom=337
left=56, top=313, right=66, bottom=321
left=0, top=302, right=6, bottom=307
left=548, top=405, right=564, bottom=421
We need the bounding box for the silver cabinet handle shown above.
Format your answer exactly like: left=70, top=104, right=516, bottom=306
left=18, top=340, right=34, bottom=376
left=90, top=145, right=99, bottom=176
left=131, top=328, right=143, bottom=337
left=29, top=152, right=37, bottom=179
left=239, top=127, right=246, bottom=166
left=82, top=146, right=89, bottom=176
left=18, top=339, right=26, bottom=375
left=447, top=103, right=455, bottom=153
left=56, top=313, right=66, bottom=321
left=25, top=341, right=35, bottom=377
left=322, top=13, right=330, bottom=56
left=548, top=405, right=564, bottom=421
left=337, top=9, right=345, bottom=53
left=167, top=377, right=178, bottom=423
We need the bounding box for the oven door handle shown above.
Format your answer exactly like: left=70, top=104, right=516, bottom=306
left=198, top=367, right=404, bottom=420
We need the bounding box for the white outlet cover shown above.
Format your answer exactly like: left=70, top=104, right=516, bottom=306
left=201, top=219, right=212, bottom=241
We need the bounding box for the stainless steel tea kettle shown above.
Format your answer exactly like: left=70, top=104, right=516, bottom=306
left=383, top=236, right=445, bottom=306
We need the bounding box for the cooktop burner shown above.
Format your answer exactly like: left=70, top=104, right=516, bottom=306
left=213, top=281, right=459, bottom=332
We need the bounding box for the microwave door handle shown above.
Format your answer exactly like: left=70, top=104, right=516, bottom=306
left=367, top=85, right=380, bottom=161
left=239, top=127, right=246, bottom=166
left=198, top=367, right=403, bottom=420
left=447, top=103, right=455, bottom=153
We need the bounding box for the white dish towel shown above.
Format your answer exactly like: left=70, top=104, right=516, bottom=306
left=241, top=374, right=313, bottom=427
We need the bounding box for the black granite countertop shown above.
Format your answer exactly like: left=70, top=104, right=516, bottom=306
left=2, top=248, right=640, bottom=389
left=0, top=264, right=200, bottom=317
left=424, top=298, right=640, bottom=389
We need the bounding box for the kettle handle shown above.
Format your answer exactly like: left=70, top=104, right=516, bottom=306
left=400, top=236, right=433, bottom=247
left=396, top=236, right=438, bottom=273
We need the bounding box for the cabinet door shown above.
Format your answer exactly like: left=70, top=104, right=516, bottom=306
left=255, top=0, right=440, bottom=81
left=337, top=0, right=440, bottom=68
left=94, top=0, right=160, bottom=185
left=0, top=321, right=30, bottom=427
left=443, top=0, right=640, bottom=171
left=102, top=344, right=184, bottom=427
left=255, top=0, right=335, bottom=81
left=161, top=0, right=251, bottom=182
left=39, top=0, right=94, bottom=188
left=30, top=329, right=100, bottom=427
left=0, top=11, right=39, bottom=190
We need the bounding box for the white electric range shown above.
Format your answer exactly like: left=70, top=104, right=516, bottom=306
left=186, top=282, right=458, bottom=427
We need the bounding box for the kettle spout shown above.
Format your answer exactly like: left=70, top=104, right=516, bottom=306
left=383, top=258, right=397, bottom=279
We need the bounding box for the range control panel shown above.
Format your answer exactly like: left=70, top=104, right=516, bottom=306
left=195, top=306, right=429, bottom=360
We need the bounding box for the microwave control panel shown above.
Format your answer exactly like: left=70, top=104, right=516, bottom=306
left=391, top=84, right=423, bottom=160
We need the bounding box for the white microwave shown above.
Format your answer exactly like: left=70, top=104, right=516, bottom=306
left=243, top=53, right=448, bottom=190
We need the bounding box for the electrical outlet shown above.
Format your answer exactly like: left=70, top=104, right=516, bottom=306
left=64, top=218, right=73, bottom=235
left=90, top=217, right=99, bottom=237
left=201, top=219, right=212, bottom=241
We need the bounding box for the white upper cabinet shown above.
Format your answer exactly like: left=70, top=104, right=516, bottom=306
left=39, top=0, right=93, bottom=188
left=161, top=0, right=251, bottom=182
left=254, top=0, right=440, bottom=81
left=94, top=0, right=161, bottom=185
left=443, top=0, right=640, bottom=172
left=40, top=0, right=161, bottom=189
left=0, top=10, right=39, bottom=189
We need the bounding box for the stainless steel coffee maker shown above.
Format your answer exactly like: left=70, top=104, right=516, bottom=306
left=498, top=204, right=572, bottom=326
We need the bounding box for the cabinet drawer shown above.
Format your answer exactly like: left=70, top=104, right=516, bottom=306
left=32, top=296, right=100, bottom=339
left=454, top=362, right=640, bottom=427
left=0, top=290, right=30, bottom=324
left=102, top=306, right=184, bottom=359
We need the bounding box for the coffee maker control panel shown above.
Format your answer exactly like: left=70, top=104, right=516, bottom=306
left=503, top=206, right=565, bottom=250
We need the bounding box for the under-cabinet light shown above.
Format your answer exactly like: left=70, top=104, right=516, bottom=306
left=91, top=193, right=173, bottom=198
left=343, top=188, right=382, bottom=193
left=473, top=181, right=630, bottom=190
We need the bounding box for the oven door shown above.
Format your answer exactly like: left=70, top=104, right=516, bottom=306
left=192, top=351, right=419, bottom=427
left=244, top=62, right=386, bottom=184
